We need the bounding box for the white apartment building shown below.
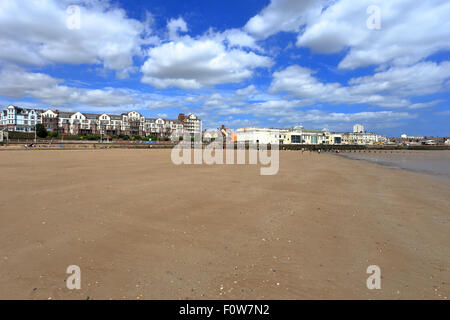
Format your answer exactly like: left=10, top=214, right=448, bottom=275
left=235, top=127, right=284, bottom=144
left=97, top=113, right=122, bottom=136
left=178, top=113, right=202, bottom=135
left=36, top=107, right=194, bottom=137
left=0, top=105, right=42, bottom=132
left=343, top=132, right=387, bottom=145
left=145, top=118, right=183, bottom=137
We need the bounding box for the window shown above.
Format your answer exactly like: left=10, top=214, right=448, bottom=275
left=292, top=135, right=302, bottom=144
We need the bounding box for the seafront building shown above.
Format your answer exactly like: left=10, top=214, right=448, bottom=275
left=340, top=131, right=387, bottom=145
left=0, top=106, right=43, bottom=132
left=400, top=134, right=424, bottom=141
left=234, top=125, right=387, bottom=145
left=235, top=127, right=285, bottom=144
left=178, top=113, right=202, bottom=135
left=235, top=126, right=332, bottom=145
left=1, top=105, right=201, bottom=138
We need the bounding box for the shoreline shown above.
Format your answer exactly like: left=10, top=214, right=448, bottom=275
left=337, top=150, right=450, bottom=181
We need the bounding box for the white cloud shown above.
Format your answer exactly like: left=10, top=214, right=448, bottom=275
left=236, top=85, right=258, bottom=96
left=0, top=0, right=153, bottom=78
left=348, top=62, right=450, bottom=98
left=244, top=0, right=324, bottom=40
left=248, top=100, right=308, bottom=117
left=434, top=110, right=450, bottom=116
left=407, top=100, right=445, bottom=110
left=167, top=17, right=188, bottom=40
left=184, top=96, right=204, bottom=103
left=141, top=36, right=272, bottom=89
left=0, top=67, right=61, bottom=98
left=296, top=0, right=450, bottom=69
left=0, top=67, right=135, bottom=106
left=270, top=62, right=450, bottom=108
left=276, top=109, right=416, bottom=131
left=246, top=0, right=450, bottom=70
left=296, top=110, right=415, bottom=123
left=218, top=29, right=262, bottom=51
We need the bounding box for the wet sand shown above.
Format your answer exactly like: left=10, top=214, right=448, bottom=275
left=0, top=149, right=449, bottom=300
left=339, top=150, right=450, bottom=180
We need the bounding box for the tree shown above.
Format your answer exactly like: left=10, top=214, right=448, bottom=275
left=36, top=124, right=48, bottom=138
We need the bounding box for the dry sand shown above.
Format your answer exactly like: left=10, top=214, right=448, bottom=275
left=0, top=149, right=449, bottom=300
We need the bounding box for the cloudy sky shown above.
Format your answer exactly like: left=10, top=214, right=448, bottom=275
left=0, top=0, right=449, bottom=136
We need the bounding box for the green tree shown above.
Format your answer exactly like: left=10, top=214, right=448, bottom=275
left=35, top=124, right=48, bottom=138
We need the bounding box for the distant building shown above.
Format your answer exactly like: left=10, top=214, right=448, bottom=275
left=178, top=113, right=202, bottom=135
left=343, top=132, right=387, bottom=145
left=401, top=133, right=424, bottom=140
left=353, top=124, right=364, bottom=133
left=4, top=105, right=193, bottom=137
left=284, top=126, right=330, bottom=144
left=145, top=117, right=183, bottom=138
left=0, top=105, right=43, bottom=132
left=235, top=126, right=332, bottom=145
left=235, top=127, right=285, bottom=144
left=234, top=124, right=387, bottom=146
left=203, top=125, right=236, bottom=142
left=202, top=129, right=221, bottom=142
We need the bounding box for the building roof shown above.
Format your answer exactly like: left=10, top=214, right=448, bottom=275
left=58, top=112, right=74, bottom=118
left=8, top=106, right=44, bottom=114
left=83, top=113, right=99, bottom=120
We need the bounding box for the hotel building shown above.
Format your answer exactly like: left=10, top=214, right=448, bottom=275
left=0, top=106, right=43, bottom=132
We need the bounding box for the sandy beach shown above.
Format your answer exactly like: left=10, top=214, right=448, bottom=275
left=0, top=149, right=449, bottom=300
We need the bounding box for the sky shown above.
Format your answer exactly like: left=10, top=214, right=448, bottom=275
left=0, top=0, right=449, bottom=137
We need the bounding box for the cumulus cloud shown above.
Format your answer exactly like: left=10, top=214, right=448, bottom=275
left=236, top=85, right=258, bottom=96
left=244, top=0, right=324, bottom=40
left=275, top=109, right=416, bottom=131
left=167, top=17, right=188, bottom=40
left=297, top=0, right=450, bottom=69
left=246, top=0, right=450, bottom=70
left=0, top=0, right=153, bottom=78
left=141, top=35, right=272, bottom=89
left=214, top=29, right=263, bottom=51
left=0, top=67, right=135, bottom=106
left=296, top=110, right=415, bottom=123
left=270, top=62, right=450, bottom=108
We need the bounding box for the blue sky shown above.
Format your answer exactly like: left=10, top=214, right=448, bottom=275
left=0, top=0, right=449, bottom=136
